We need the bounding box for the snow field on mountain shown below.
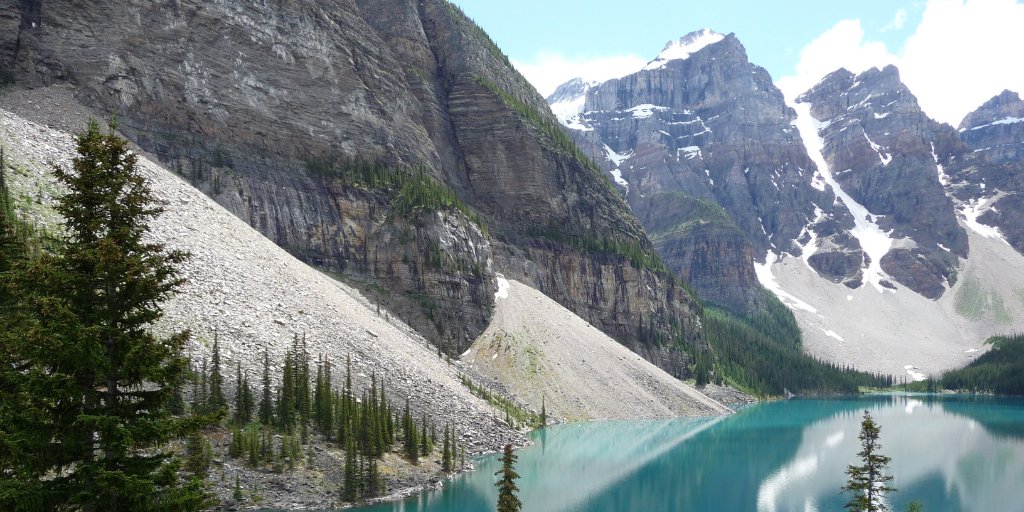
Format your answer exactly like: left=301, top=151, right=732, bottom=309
left=792, top=102, right=898, bottom=293
left=762, top=228, right=1024, bottom=380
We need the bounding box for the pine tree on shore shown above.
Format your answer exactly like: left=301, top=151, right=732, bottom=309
left=441, top=422, right=453, bottom=473
left=842, top=410, right=896, bottom=512
left=495, top=444, right=522, bottom=512
left=342, top=434, right=360, bottom=502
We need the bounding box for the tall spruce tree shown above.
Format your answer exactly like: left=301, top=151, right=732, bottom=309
left=420, top=414, right=430, bottom=456
left=441, top=423, right=453, bottom=473
left=403, top=398, right=418, bottom=463
left=342, top=434, right=360, bottom=502
left=495, top=444, right=522, bottom=512
left=0, top=120, right=211, bottom=511
left=208, top=329, right=225, bottom=411
left=842, top=410, right=896, bottom=512
left=279, top=350, right=296, bottom=431
left=258, top=348, right=273, bottom=425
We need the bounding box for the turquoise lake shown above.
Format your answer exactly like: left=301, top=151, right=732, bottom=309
left=342, top=395, right=1024, bottom=512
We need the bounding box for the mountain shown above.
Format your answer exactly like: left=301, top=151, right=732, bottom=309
left=0, top=0, right=704, bottom=377
left=944, top=90, right=1024, bottom=252
left=549, top=33, right=1024, bottom=379
left=549, top=30, right=830, bottom=315
left=796, top=65, right=966, bottom=299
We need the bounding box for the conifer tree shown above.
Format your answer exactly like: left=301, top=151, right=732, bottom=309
left=842, top=410, right=896, bottom=512
left=342, top=435, right=360, bottom=502
left=495, top=444, right=522, bottom=512
left=0, top=120, right=211, bottom=511
left=195, top=357, right=209, bottom=413
left=420, top=414, right=430, bottom=456
left=403, top=399, right=419, bottom=463
left=233, top=474, right=243, bottom=502
left=234, top=362, right=247, bottom=424
left=279, top=351, right=296, bottom=431
left=258, top=348, right=273, bottom=425
left=441, top=423, right=453, bottom=473
left=298, top=335, right=312, bottom=425
left=208, top=329, right=225, bottom=410
left=364, top=453, right=382, bottom=498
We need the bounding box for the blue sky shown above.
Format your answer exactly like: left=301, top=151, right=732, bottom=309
left=451, top=0, right=1024, bottom=125
left=452, top=0, right=918, bottom=82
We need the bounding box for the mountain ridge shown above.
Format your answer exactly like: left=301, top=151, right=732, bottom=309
left=548, top=34, right=1024, bottom=379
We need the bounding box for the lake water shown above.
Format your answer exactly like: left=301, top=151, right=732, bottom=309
left=346, top=395, right=1024, bottom=512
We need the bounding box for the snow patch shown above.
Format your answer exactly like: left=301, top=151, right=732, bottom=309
left=968, top=117, right=1024, bottom=131
left=904, top=365, right=926, bottom=382
left=643, top=29, right=725, bottom=71
left=799, top=206, right=825, bottom=266
left=960, top=197, right=1008, bottom=243
left=563, top=114, right=593, bottom=132
left=794, top=103, right=896, bottom=293
left=495, top=274, right=510, bottom=300
left=930, top=143, right=950, bottom=186
left=754, top=252, right=819, bottom=314
left=679, top=145, right=702, bottom=160
left=551, top=96, right=587, bottom=125
left=603, top=144, right=632, bottom=166
left=821, top=329, right=845, bottom=342
left=862, top=130, right=892, bottom=166
left=626, top=104, right=669, bottom=119
left=609, top=169, right=630, bottom=191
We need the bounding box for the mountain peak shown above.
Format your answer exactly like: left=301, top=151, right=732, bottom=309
left=643, top=29, right=726, bottom=71
left=959, top=89, right=1024, bottom=131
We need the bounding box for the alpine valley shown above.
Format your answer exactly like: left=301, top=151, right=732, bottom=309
left=1, top=1, right=1023, bottom=511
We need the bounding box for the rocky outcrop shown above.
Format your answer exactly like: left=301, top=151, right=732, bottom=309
left=1, top=0, right=703, bottom=372
left=797, top=66, right=967, bottom=299
left=550, top=31, right=838, bottom=314
left=944, top=90, right=1024, bottom=252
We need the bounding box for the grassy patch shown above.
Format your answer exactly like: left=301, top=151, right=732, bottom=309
left=955, top=275, right=1014, bottom=324
left=458, top=374, right=540, bottom=429
left=304, top=160, right=487, bottom=234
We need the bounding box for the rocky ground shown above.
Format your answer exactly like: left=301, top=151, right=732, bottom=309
left=186, top=429, right=482, bottom=511
left=464, top=278, right=733, bottom=421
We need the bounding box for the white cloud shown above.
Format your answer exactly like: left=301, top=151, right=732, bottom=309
left=512, top=52, right=646, bottom=98
left=780, top=0, right=1024, bottom=126
left=900, top=0, right=1024, bottom=126
left=776, top=20, right=896, bottom=103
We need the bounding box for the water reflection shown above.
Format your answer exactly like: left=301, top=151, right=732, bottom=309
left=756, top=395, right=1024, bottom=512
left=344, top=395, right=1024, bottom=512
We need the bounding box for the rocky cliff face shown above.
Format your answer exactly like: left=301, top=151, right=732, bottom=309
left=796, top=66, right=967, bottom=299
left=550, top=31, right=839, bottom=314
left=943, top=90, right=1024, bottom=252
left=0, top=0, right=703, bottom=373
